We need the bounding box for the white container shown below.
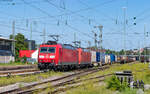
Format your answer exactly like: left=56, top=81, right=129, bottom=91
left=91, top=51, right=96, bottom=63
left=115, top=55, right=118, bottom=62
left=105, top=55, right=111, bottom=64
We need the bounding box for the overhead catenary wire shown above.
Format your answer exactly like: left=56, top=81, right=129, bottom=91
left=0, top=0, right=46, bottom=6
left=1, top=0, right=150, bottom=49
left=22, top=0, right=95, bottom=40
left=6, top=0, right=117, bottom=22
left=0, top=22, right=42, bottom=34
left=45, top=0, right=118, bottom=25
left=2, top=1, right=150, bottom=34
left=77, top=0, right=117, bottom=22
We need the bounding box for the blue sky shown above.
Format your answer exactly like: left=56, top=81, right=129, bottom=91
left=0, top=0, right=150, bottom=51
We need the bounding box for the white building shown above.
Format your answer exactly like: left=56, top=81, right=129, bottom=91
left=0, top=37, right=15, bottom=63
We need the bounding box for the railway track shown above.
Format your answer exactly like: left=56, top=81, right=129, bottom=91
left=51, top=73, right=113, bottom=94
left=0, top=62, right=137, bottom=78
left=0, top=66, right=110, bottom=94
left=0, top=62, right=138, bottom=94
left=0, top=65, right=37, bottom=71
left=0, top=65, right=107, bottom=78
left=16, top=62, right=141, bottom=94
left=0, top=69, right=43, bottom=77
left=21, top=72, right=113, bottom=94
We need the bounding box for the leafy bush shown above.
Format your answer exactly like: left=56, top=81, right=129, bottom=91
left=21, top=56, right=27, bottom=63
left=107, top=76, right=128, bottom=91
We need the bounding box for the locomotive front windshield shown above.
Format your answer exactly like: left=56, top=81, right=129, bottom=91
left=40, top=47, right=56, bottom=53
left=48, top=47, right=56, bottom=53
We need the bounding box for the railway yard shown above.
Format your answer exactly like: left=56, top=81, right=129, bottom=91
left=0, top=62, right=149, bottom=94
left=1, top=0, right=150, bottom=94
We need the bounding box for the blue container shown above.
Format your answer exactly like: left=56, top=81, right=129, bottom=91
left=110, top=54, right=115, bottom=63
left=96, top=52, right=105, bottom=64
left=96, top=52, right=100, bottom=62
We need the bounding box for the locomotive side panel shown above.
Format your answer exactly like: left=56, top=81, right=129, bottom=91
left=59, top=48, right=78, bottom=65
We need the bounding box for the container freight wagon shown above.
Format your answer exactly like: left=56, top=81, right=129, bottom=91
left=120, top=55, right=128, bottom=64
left=96, top=53, right=105, bottom=65
left=110, top=54, right=115, bottom=64
left=115, top=55, right=118, bottom=62
left=96, top=52, right=100, bottom=62
left=105, top=55, right=111, bottom=64
left=101, top=53, right=106, bottom=65
left=91, top=51, right=97, bottom=66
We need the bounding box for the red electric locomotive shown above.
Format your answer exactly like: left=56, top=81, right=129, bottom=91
left=38, top=41, right=91, bottom=70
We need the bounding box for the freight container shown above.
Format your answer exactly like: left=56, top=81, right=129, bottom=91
left=120, top=55, right=128, bottom=64
left=110, top=54, right=115, bottom=64
left=96, top=52, right=100, bottom=62
left=115, top=55, right=118, bottom=62
left=91, top=51, right=96, bottom=63
left=100, top=53, right=105, bottom=65
left=96, top=52, right=105, bottom=66
left=105, top=55, right=111, bottom=64
left=135, top=56, right=139, bottom=61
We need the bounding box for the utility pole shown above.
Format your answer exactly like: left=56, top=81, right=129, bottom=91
left=144, top=24, right=146, bottom=63
left=99, top=25, right=103, bottom=50
left=28, top=22, right=32, bottom=61
left=72, top=33, right=81, bottom=47
left=88, top=41, right=91, bottom=48
left=123, top=7, right=127, bottom=63
left=40, top=27, right=46, bottom=43
left=74, top=33, right=77, bottom=47
left=12, top=20, right=15, bottom=59
left=91, top=30, right=97, bottom=49
left=29, top=23, right=32, bottom=51
left=138, top=41, right=141, bottom=62
left=94, top=25, right=103, bottom=50
left=94, top=25, right=103, bottom=65
left=43, top=27, right=46, bottom=43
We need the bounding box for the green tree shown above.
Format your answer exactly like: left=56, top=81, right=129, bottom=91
left=10, top=33, right=28, bottom=61
left=105, top=49, right=118, bottom=55
left=119, top=49, right=125, bottom=55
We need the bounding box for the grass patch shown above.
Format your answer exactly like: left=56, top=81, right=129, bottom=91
left=1, top=62, right=150, bottom=94
left=66, top=81, right=113, bottom=94
left=0, top=62, right=34, bottom=66
left=81, top=62, right=148, bottom=80
left=65, top=62, right=150, bottom=94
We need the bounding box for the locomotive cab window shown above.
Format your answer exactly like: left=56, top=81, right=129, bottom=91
left=48, top=47, right=56, bottom=53
left=40, top=47, right=48, bottom=53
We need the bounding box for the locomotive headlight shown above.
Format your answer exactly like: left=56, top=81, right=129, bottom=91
left=39, top=55, right=44, bottom=58
left=50, top=55, right=55, bottom=59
